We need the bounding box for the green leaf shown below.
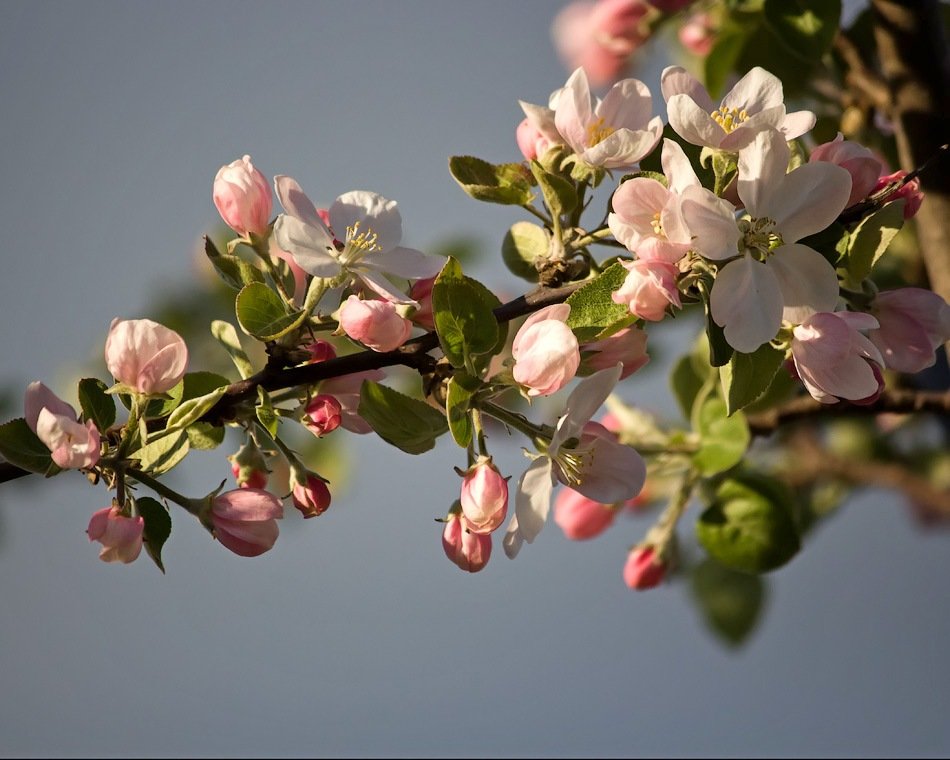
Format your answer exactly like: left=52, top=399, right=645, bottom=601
left=78, top=378, right=116, bottom=431
left=501, top=221, right=549, bottom=282
left=446, top=372, right=481, bottom=448
left=133, top=429, right=190, bottom=475
left=235, top=282, right=305, bottom=341
left=141, top=381, right=184, bottom=419
left=448, top=155, right=534, bottom=206
left=136, top=496, right=171, bottom=574
left=692, top=396, right=750, bottom=476
left=358, top=381, right=448, bottom=455
left=690, top=558, right=767, bottom=647
left=841, top=200, right=905, bottom=287
left=529, top=160, right=577, bottom=218
left=211, top=320, right=254, bottom=379
left=763, top=0, right=841, bottom=61
left=0, top=418, right=55, bottom=474
left=697, top=280, right=734, bottom=367
left=719, top=343, right=787, bottom=416
left=565, top=263, right=636, bottom=342
left=696, top=473, right=801, bottom=574
left=204, top=236, right=265, bottom=290
left=432, top=258, right=500, bottom=370
left=185, top=422, right=225, bottom=450
left=256, top=387, right=279, bottom=439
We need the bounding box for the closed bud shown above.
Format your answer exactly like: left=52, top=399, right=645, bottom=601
left=338, top=295, right=412, bottom=352
left=623, top=545, right=665, bottom=590
left=104, top=318, right=188, bottom=395
left=553, top=487, right=616, bottom=540
left=87, top=506, right=144, bottom=564
left=212, top=154, right=272, bottom=237
left=210, top=488, right=283, bottom=558
left=305, top=339, right=337, bottom=364
left=872, top=170, right=924, bottom=219
left=303, top=394, right=343, bottom=437
left=291, top=472, right=332, bottom=518
left=512, top=304, right=580, bottom=397
left=441, top=512, right=492, bottom=573
left=228, top=440, right=269, bottom=489
left=459, top=456, right=509, bottom=535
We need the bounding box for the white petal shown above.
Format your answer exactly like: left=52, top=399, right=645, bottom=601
left=722, top=66, right=784, bottom=113
left=737, top=130, right=789, bottom=219
left=329, top=191, right=402, bottom=252
left=771, top=162, right=852, bottom=243
left=366, top=246, right=445, bottom=280
left=514, top=457, right=555, bottom=545
left=554, top=68, right=594, bottom=153
left=780, top=110, right=817, bottom=140
left=502, top=514, right=525, bottom=559
left=719, top=105, right=787, bottom=152
left=598, top=78, right=653, bottom=133
left=354, top=268, right=416, bottom=305
left=274, top=175, right=332, bottom=234
left=551, top=365, right=623, bottom=450
left=661, top=138, right=700, bottom=193
left=667, top=94, right=724, bottom=149
left=572, top=438, right=646, bottom=505
left=660, top=66, right=715, bottom=112
left=273, top=215, right=340, bottom=278
left=711, top=255, right=783, bottom=353
left=768, top=243, right=840, bottom=324
left=680, top=186, right=741, bottom=261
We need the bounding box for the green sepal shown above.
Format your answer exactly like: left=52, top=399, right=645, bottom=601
left=501, top=221, right=549, bottom=282
left=617, top=170, right=668, bottom=188
left=696, top=471, right=801, bottom=574
left=840, top=200, right=905, bottom=288
left=431, top=258, right=500, bottom=371
left=78, top=378, right=116, bottom=431
left=235, top=282, right=306, bottom=341
left=210, top=320, right=254, bottom=379
left=719, top=343, right=787, bottom=416
left=0, top=418, right=56, bottom=475
left=448, top=156, right=534, bottom=206
left=690, top=558, right=767, bottom=647
left=692, top=396, right=750, bottom=476
left=204, top=235, right=265, bottom=291
left=358, top=381, right=448, bottom=455
left=446, top=372, right=481, bottom=448
left=564, top=262, right=636, bottom=343
left=136, top=496, right=171, bottom=574
left=762, top=0, right=841, bottom=62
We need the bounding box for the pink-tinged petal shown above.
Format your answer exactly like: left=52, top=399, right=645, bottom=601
left=793, top=313, right=882, bottom=402
left=570, top=436, right=645, bottom=505
left=87, top=507, right=144, bottom=564
left=869, top=310, right=935, bottom=373
left=609, top=177, right=670, bottom=245
left=661, top=138, right=700, bottom=192
left=875, top=288, right=950, bottom=345
left=512, top=304, right=572, bottom=356
left=502, top=513, right=525, bottom=559
left=514, top=457, right=555, bottom=544
left=598, top=77, right=653, bottom=132
left=512, top=317, right=580, bottom=397
left=710, top=255, right=783, bottom=352
left=680, top=185, right=741, bottom=260
left=780, top=110, right=817, bottom=140
left=767, top=243, right=840, bottom=324
left=274, top=175, right=332, bottom=235
left=554, top=488, right=616, bottom=540
left=24, top=381, right=76, bottom=433
left=212, top=488, right=284, bottom=522
left=721, top=66, right=784, bottom=113
left=330, top=190, right=403, bottom=253
left=660, top=66, right=714, bottom=112
left=364, top=246, right=445, bottom=280
left=718, top=104, right=787, bottom=152
left=272, top=214, right=340, bottom=278
left=582, top=121, right=662, bottom=168
left=269, top=237, right=309, bottom=307
left=213, top=515, right=279, bottom=557
left=771, top=162, right=852, bottom=243
left=37, top=410, right=100, bottom=469
left=737, top=130, right=789, bottom=219
left=551, top=364, right=623, bottom=449
left=519, top=100, right=562, bottom=145
left=555, top=68, right=595, bottom=153
left=666, top=94, right=724, bottom=148
left=835, top=310, right=880, bottom=334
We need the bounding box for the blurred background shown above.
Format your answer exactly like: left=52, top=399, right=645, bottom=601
left=1, top=1, right=948, bottom=756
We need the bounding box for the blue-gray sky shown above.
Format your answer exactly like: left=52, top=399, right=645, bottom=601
left=1, top=2, right=948, bottom=757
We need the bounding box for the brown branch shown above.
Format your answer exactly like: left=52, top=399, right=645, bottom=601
left=746, top=388, right=950, bottom=436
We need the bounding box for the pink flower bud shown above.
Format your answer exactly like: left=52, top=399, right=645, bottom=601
left=228, top=441, right=269, bottom=489
left=612, top=259, right=681, bottom=321
left=319, top=369, right=386, bottom=434
left=869, top=288, right=950, bottom=373
left=678, top=12, right=716, bottom=56
left=551, top=0, right=650, bottom=88
left=302, top=394, right=343, bottom=437
left=554, top=487, right=617, bottom=540
left=408, top=276, right=437, bottom=330
left=305, top=340, right=337, bottom=364
left=87, top=506, right=144, bottom=564
left=291, top=474, right=332, bottom=518
left=512, top=304, right=581, bottom=397
left=872, top=170, right=924, bottom=219
left=459, top=457, right=509, bottom=535
left=210, top=488, right=283, bottom=557
left=809, top=135, right=884, bottom=207
left=516, top=118, right=554, bottom=162
left=623, top=545, right=665, bottom=590
left=212, top=154, right=272, bottom=237
left=104, top=318, right=188, bottom=395
left=441, top=513, right=492, bottom=572
left=338, top=295, right=412, bottom=352
left=25, top=382, right=100, bottom=468
left=581, top=326, right=649, bottom=380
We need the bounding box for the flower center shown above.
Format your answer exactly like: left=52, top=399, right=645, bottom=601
left=586, top=117, right=616, bottom=147
left=738, top=216, right=781, bottom=257
left=651, top=212, right=663, bottom=236
left=711, top=105, right=749, bottom=134
left=553, top=441, right=595, bottom=487
left=340, top=220, right=381, bottom=265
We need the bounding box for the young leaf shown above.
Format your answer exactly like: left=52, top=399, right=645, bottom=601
left=719, top=343, right=787, bottom=416
left=358, top=381, right=448, bottom=455
left=211, top=320, right=254, bottom=379
left=78, top=378, right=116, bottom=431
left=445, top=372, right=481, bottom=448
left=841, top=200, right=905, bottom=287
left=530, top=160, right=577, bottom=219
left=692, top=396, right=750, bottom=476
left=185, top=422, right=226, bottom=450
left=431, top=258, right=499, bottom=370
left=696, top=473, right=801, bottom=574
left=448, top=156, right=534, bottom=206
left=165, top=385, right=228, bottom=432
left=256, top=387, right=279, bottom=439
left=205, top=236, right=265, bottom=291
left=0, top=418, right=55, bottom=474
left=564, top=263, right=635, bottom=342
left=235, top=282, right=305, bottom=341
left=501, top=221, right=549, bottom=282
left=136, top=496, right=171, bottom=574
left=132, top=429, right=190, bottom=475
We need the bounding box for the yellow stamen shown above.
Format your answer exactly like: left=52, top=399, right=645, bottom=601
left=586, top=117, right=616, bottom=147
left=710, top=105, right=749, bottom=134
